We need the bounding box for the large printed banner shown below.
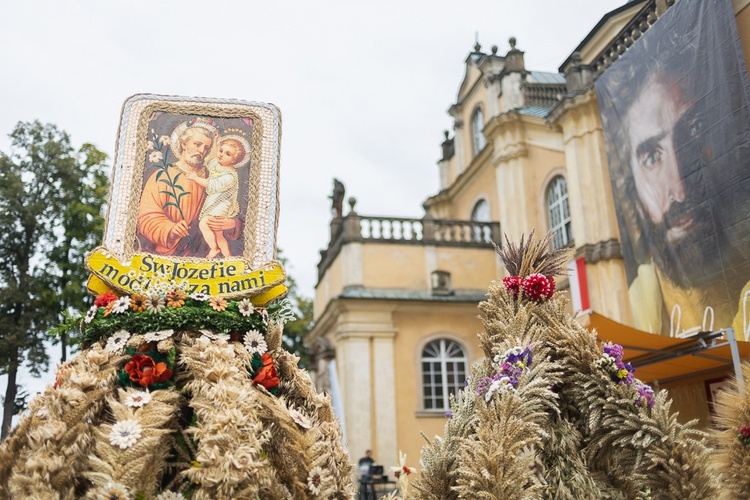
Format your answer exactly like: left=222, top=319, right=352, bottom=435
left=595, top=0, right=750, bottom=337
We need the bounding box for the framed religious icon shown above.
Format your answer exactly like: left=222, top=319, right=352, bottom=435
left=86, top=94, right=286, bottom=302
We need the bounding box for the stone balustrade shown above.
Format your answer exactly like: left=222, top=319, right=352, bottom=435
left=318, top=214, right=501, bottom=280
left=522, top=83, right=567, bottom=108
left=591, top=0, right=662, bottom=78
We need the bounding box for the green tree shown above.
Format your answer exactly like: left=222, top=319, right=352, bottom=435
left=277, top=251, right=314, bottom=370
left=0, top=121, right=108, bottom=438
left=45, top=143, right=109, bottom=361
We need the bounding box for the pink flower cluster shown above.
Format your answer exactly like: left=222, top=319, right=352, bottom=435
left=503, top=274, right=555, bottom=301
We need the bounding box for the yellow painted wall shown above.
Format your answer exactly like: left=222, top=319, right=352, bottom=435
left=557, top=92, right=622, bottom=247
left=434, top=247, right=500, bottom=290
left=447, top=159, right=498, bottom=221
left=361, top=244, right=427, bottom=290
left=315, top=250, right=344, bottom=317
left=586, top=259, right=632, bottom=325
left=391, top=304, right=484, bottom=468
left=519, top=141, right=567, bottom=238
left=459, top=84, right=491, bottom=170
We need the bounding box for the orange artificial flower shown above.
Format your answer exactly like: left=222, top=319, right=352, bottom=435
left=102, top=301, right=116, bottom=317
left=124, top=354, right=172, bottom=387
left=166, top=289, right=185, bottom=308
left=94, top=291, right=119, bottom=308
left=210, top=297, right=227, bottom=312
left=252, top=353, right=280, bottom=390
left=130, top=294, right=148, bottom=312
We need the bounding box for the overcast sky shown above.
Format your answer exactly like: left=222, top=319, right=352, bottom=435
left=1, top=0, right=626, bottom=395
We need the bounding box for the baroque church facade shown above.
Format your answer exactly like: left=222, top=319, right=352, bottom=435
left=307, top=0, right=750, bottom=467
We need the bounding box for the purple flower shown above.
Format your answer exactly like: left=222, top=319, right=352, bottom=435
left=604, top=343, right=624, bottom=361
left=477, top=377, right=494, bottom=398
left=636, top=384, right=655, bottom=408
left=444, top=411, right=453, bottom=418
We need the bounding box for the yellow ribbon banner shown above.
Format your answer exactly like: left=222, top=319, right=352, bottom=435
left=85, top=247, right=287, bottom=305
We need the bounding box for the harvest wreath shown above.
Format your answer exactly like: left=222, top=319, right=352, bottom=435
left=1, top=284, right=356, bottom=498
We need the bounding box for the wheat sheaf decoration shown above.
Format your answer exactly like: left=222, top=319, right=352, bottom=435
left=0, top=287, right=354, bottom=499
left=412, top=231, right=718, bottom=499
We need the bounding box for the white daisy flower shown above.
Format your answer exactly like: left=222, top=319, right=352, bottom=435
left=158, top=135, right=171, bottom=146
left=307, top=466, right=326, bottom=495
left=502, top=346, right=524, bottom=359
left=190, top=292, right=210, bottom=302
left=144, top=329, right=174, bottom=342
left=96, top=482, right=131, bottom=500
left=289, top=408, right=312, bottom=429
left=156, top=492, right=185, bottom=500
left=244, top=330, right=267, bottom=355
left=485, top=378, right=514, bottom=402
left=124, top=391, right=152, bottom=408
left=238, top=298, right=253, bottom=317
left=109, top=419, right=142, bottom=449
left=112, top=296, right=131, bottom=314
left=145, top=295, right=165, bottom=313
left=146, top=140, right=155, bottom=151
left=200, top=329, right=230, bottom=341
left=594, top=354, right=617, bottom=369
left=84, top=305, right=98, bottom=324
left=105, top=330, right=131, bottom=354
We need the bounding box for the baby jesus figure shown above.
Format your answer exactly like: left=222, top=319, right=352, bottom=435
left=187, top=131, right=250, bottom=259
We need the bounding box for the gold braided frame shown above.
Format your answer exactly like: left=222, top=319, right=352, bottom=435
left=101, top=94, right=281, bottom=270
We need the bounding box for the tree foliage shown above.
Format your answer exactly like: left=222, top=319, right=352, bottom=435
left=277, top=250, right=314, bottom=370
left=0, top=121, right=108, bottom=437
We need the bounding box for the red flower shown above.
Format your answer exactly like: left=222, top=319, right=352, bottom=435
left=521, top=273, right=553, bottom=301
left=124, top=354, right=172, bottom=387
left=94, top=291, right=119, bottom=308
left=545, top=276, right=556, bottom=299
left=253, top=353, right=280, bottom=390
left=740, top=425, right=750, bottom=439
left=502, top=276, right=522, bottom=297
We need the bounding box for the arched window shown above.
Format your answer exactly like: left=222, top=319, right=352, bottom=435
left=547, top=175, right=573, bottom=250
left=471, top=199, right=490, bottom=222
left=421, top=339, right=468, bottom=410
left=471, top=107, right=486, bottom=155
left=470, top=199, right=491, bottom=242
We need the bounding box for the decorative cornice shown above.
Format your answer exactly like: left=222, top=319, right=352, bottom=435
left=492, top=143, right=528, bottom=164
left=574, top=238, right=622, bottom=264
left=483, top=110, right=528, bottom=137
left=545, top=86, right=597, bottom=126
